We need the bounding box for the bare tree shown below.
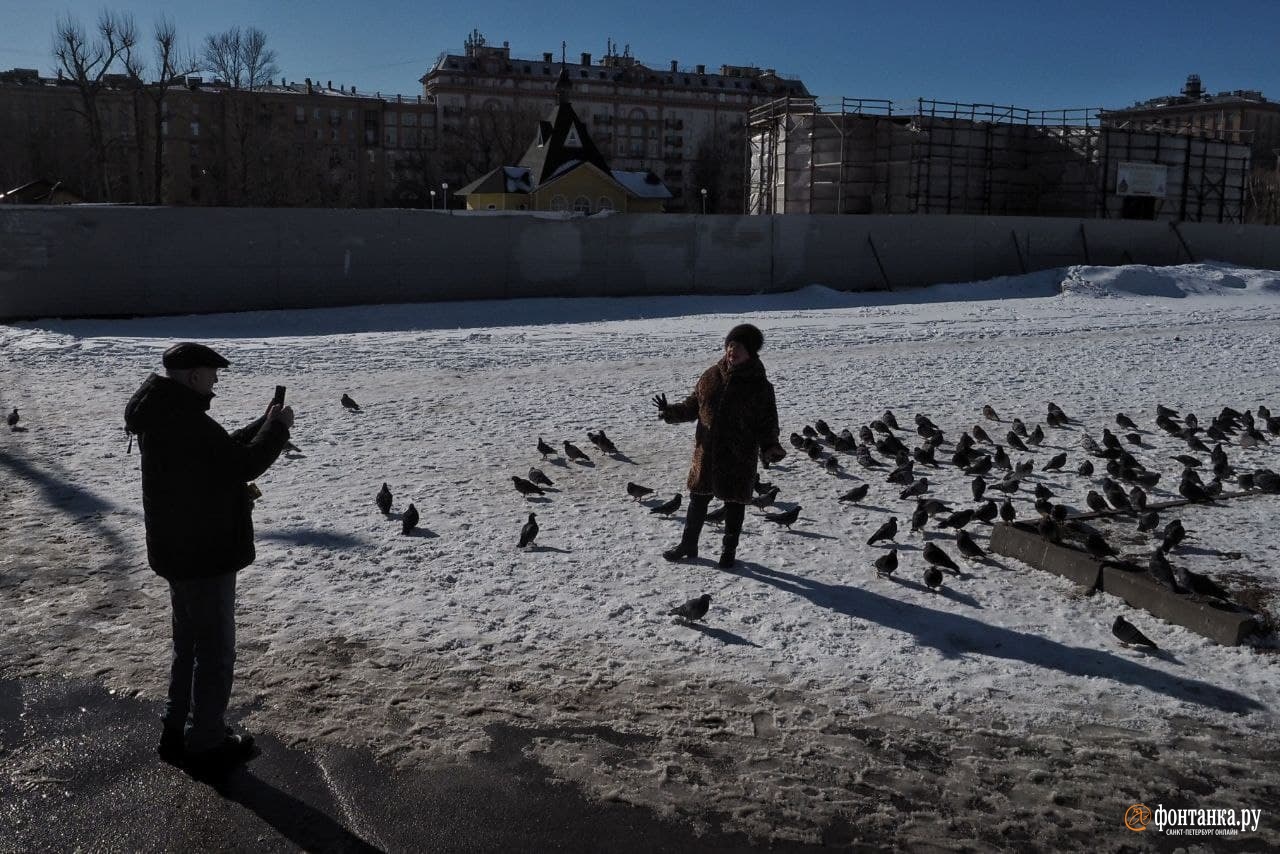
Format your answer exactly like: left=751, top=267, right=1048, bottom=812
left=240, top=27, right=280, bottom=91
left=124, top=16, right=199, bottom=203
left=438, top=103, right=543, bottom=186
left=200, top=27, right=244, bottom=88
left=201, top=26, right=278, bottom=90
left=53, top=10, right=138, bottom=200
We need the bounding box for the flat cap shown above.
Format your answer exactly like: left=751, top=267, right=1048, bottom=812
left=162, top=342, right=230, bottom=370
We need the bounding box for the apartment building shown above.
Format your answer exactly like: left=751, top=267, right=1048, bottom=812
left=419, top=32, right=809, bottom=212
left=1101, top=74, right=1280, bottom=168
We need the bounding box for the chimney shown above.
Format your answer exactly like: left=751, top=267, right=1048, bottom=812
left=581, top=52, right=591, bottom=66
left=696, top=64, right=705, bottom=75
left=543, top=52, right=553, bottom=63
left=503, top=40, right=509, bottom=48
left=305, top=76, right=312, bottom=93
left=670, top=60, right=678, bottom=73
left=1183, top=73, right=1203, bottom=100
left=327, top=80, right=332, bottom=89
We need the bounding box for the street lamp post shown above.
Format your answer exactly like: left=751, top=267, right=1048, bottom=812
left=700, top=187, right=708, bottom=215
left=442, top=182, right=449, bottom=213
left=430, top=189, right=436, bottom=210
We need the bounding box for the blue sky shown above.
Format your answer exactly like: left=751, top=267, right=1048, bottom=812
left=3, top=1, right=1279, bottom=109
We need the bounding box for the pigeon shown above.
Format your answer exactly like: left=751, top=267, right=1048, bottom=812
left=867, top=517, right=899, bottom=545
left=982, top=404, right=1000, bottom=422
left=1116, top=413, right=1138, bottom=430
left=956, top=530, right=986, bottom=561
left=763, top=506, right=801, bottom=528
left=971, top=477, right=987, bottom=502
left=1083, top=532, right=1118, bottom=559
left=972, top=425, right=992, bottom=444
left=528, top=468, right=554, bottom=487
left=1137, top=510, right=1160, bottom=533
left=1102, top=481, right=1132, bottom=511
left=341, top=394, right=360, bottom=411
left=938, top=508, right=975, bottom=530
left=839, top=483, right=870, bottom=503
left=1006, top=431, right=1028, bottom=452
left=873, top=548, right=898, bottom=577
left=753, top=475, right=775, bottom=495
left=6, top=408, right=18, bottom=429
left=537, top=437, right=555, bottom=459
left=1077, top=460, right=1094, bottom=476
left=1124, top=432, right=1144, bottom=446
left=650, top=494, right=682, bottom=515
left=518, top=512, right=539, bottom=548
left=1015, top=460, right=1035, bottom=477
left=1043, top=452, right=1068, bottom=472
left=999, top=498, right=1016, bottom=523
left=899, top=477, right=929, bottom=500
left=751, top=487, right=780, bottom=509
left=1129, top=486, right=1147, bottom=512
left=909, top=502, right=930, bottom=533
left=375, top=483, right=393, bottom=515
left=512, top=475, right=545, bottom=498
left=1148, top=549, right=1178, bottom=591
left=1112, top=615, right=1158, bottom=649
left=626, top=481, right=654, bottom=501
left=824, top=456, right=841, bottom=474
left=1256, top=470, right=1280, bottom=493
left=881, top=410, right=900, bottom=430
left=588, top=430, right=618, bottom=455
left=807, top=444, right=823, bottom=461
left=563, top=441, right=590, bottom=462
left=1028, top=425, right=1045, bottom=446
left=1033, top=483, right=1055, bottom=501
left=668, top=593, right=711, bottom=622
left=923, top=566, right=944, bottom=591
left=401, top=502, right=419, bottom=535
left=789, top=432, right=806, bottom=449
left=973, top=500, right=999, bottom=524
left=965, top=455, right=993, bottom=476
left=1174, top=565, right=1230, bottom=600
left=919, top=498, right=952, bottom=516
left=1011, top=418, right=1027, bottom=437
left=1178, top=477, right=1212, bottom=503
left=1161, top=519, right=1187, bottom=552
left=1156, top=403, right=1179, bottom=420
left=1172, top=454, right=1202, bottom=468
left=992, top=477, right=1019, bottom=495
left=705, top=503, right=729, bottom=524
left=1235, top=471, right=1255, bottom=491
left=1037, top=517, right=1060, bottom=543
left=993, top=446, right=1012, bottom=471
left=923, top=542, right=960, bottom=572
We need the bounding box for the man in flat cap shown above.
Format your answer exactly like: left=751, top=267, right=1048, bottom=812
left=125, top=342, right=294, bottom=774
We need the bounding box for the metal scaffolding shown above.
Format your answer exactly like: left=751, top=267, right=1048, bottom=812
left=747, top=96, right=1251, bottom=222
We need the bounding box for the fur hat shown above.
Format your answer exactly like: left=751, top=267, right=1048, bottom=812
left=724, top=323, right=764, bottom=357
left=162, top=342, right=230, bottom=370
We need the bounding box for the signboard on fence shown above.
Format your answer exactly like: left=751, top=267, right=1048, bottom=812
left=1116, top=162, right=1169, bottom=198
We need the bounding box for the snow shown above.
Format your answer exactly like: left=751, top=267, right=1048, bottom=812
left=611, top=170, right=675, bottom=199
left=3, top=260, right=1280, bottom=846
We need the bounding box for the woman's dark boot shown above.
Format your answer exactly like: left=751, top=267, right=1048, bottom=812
left=718, top=502, right=745, bottom=568
left=664, top=493, right=710, bottom=562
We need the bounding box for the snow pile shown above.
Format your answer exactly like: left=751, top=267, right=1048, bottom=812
left=1060, top=261, right=1280, bottom=299
left=3, top=262, right=1280, bottom=846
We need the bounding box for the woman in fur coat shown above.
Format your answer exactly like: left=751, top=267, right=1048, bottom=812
left=653, top=323, right=786, bottom=568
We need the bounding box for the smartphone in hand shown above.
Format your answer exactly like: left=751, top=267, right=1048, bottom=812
left=271, top=385, right=287, bottom=407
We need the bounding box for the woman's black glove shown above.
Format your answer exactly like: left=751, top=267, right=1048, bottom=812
left=652, top=393, right=669, bottom=417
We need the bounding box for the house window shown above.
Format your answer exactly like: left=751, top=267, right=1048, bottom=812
left=549, top=194, right=568, bottom=211
left=295, top=106, right=306, bottom=122
left=401, top=113, right=416, bottom=127
left=385, top=127, right=398, bottom=145
left=190, top=121, right=200, bottom=137
left=573, top=195, right=591, bottom=213
left=598, top=196, right=614, bottom=212
left=385, top=111, right=398, bottom=125
left=486, top=204, right=497, bottom=210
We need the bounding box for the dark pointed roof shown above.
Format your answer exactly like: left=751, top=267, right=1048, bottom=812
left=518, top=82, right=612, bottom=185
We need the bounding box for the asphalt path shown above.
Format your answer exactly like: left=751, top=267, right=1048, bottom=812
left=0, top=677, right=836, bottom=853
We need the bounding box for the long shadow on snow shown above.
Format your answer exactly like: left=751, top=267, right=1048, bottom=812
left=11, top=276, right=1066, bottom=339
left=731, top=561, right=1262, bottom=715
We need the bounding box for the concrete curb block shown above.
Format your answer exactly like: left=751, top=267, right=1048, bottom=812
left=1099, top=564, right=1258, bottom=645
left=989, top=521, right=1260, bottom=645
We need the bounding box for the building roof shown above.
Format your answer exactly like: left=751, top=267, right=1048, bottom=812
left=610, top=170, right=673, bottom=199
left=517, top=90, right=612, bottom=185
left=457, top=166, right=533, bottom=195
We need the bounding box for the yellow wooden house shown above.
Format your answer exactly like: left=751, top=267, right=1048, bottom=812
left=457, top=68, right=671, bottom=214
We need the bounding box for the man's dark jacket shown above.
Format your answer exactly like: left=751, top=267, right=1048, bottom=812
left=125, top=374, right=289, bottom=580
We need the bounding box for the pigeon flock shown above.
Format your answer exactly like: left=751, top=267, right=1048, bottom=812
left=350, top=386, right=1276, bottom=641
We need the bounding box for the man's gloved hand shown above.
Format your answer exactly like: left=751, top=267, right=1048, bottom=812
left=652, top=393, right=669, bottom=417
left=761, top=444, right=786, bottom=464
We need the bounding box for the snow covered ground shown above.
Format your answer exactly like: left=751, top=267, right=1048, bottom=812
left=3, top=261, right=1280, bottom=849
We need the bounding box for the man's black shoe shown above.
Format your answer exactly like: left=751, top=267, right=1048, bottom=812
left=157, top=729, right=185, bottom=762
left=662, top=544, right=697, bottom=562
left=185, top=733, right=258, bottom=778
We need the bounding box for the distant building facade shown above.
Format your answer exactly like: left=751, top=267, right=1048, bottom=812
left=1101, top=74, right=1280, bottom=168
left=420, top=31, right=809, bottom=212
